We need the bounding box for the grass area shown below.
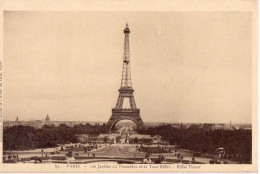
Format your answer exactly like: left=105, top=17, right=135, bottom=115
left=139, top=146, right=168, bottom=153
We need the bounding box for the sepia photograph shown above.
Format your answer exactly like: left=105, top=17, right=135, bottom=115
left=0, top=0, right=258, bottom=173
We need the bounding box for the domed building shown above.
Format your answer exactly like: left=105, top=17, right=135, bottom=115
left=45, top=114, right=51, bottom=125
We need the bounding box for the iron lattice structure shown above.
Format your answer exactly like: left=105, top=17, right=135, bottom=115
left=107, top=24, right=145, bottom=132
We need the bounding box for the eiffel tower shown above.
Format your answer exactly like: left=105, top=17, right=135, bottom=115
left=107, top=23, right=145, bottom=132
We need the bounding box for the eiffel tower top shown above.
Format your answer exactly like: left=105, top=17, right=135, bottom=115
left=124, top=23, right=130, bottom=34
left=120, top=23, right=133, bottom=90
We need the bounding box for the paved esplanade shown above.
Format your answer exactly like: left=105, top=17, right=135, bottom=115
left=5, top=144, right=237, bottom=164
left=84, top=144, right=214, bottom=164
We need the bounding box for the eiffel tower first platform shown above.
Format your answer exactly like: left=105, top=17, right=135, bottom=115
left=107, top=23, right=145, bottom=132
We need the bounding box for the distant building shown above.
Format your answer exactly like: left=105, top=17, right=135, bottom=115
left=202, top=124, right=214, bottom=131
left=180, top=123, right=190, bottom=129
left=189, top=123, right=202, bottom=130
left=15, top=116, right=19, bottom=122
left=45, top=114, right=51, bottom=125
left=45, top=114, right=50, bottom=121
left=30, top=120, right=44, bottom=128
left=243, top=127, right=252, bottom=130
left=213, top=124, right=226, bottom=130
left=232, top=125, right=240, bottom=130
left=172, top=124, right=180, bottom=129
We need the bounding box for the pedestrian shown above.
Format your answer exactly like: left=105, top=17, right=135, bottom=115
left=162, top=155, right=165, bottom=161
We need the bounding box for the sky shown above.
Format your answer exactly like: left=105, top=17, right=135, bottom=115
left=3, top=11, right=252, bottom=123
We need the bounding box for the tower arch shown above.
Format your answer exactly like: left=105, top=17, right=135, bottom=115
left=109, top=116, right=143, bottom=132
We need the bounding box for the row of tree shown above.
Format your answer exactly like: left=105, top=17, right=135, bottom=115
left=138, top=124, right=252, bottom=163
left=3, top=123, right=107, bottom=150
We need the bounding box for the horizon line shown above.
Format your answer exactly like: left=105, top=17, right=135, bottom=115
left=3, top=119, right=252, bottom=125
